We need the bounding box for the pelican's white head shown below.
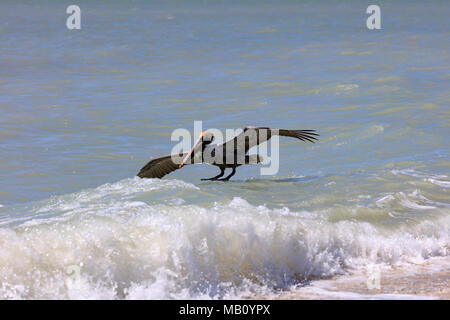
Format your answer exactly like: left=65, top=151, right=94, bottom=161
left=200, top=130, right=214, bottom=144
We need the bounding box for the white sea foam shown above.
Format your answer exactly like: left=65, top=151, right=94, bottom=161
left=36, top=177, right=198, bottom=214
left=336, top=84, right=359, bottom=91
left=0, top=177, right=199, bottom=228
left=426, top=178, right=450, bottom=188
left=391, top=169, right=447, bottom=180
left=398, top=192, right=436, bottom=210
left=373, top=189, right=447, bottom=212
left=375, top=195, right=395, bottom=207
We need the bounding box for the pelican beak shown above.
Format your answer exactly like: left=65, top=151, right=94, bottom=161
left=179, top=137, right=203, bottom=168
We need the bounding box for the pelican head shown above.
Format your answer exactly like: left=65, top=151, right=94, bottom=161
left=200, top=131, right=214, bottom=144
left=179, top=131, right=214, bottom=168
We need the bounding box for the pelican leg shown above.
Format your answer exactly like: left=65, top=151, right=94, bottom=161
left=201, top=167, right=225, bottom=181
left=218, top=167, right=236, bottom=181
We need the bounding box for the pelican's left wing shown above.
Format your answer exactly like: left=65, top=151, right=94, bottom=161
left=137, top=152, right=188, bottom=179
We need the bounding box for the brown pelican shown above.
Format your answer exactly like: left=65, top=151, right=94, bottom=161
left=137, top=126, right=318, bottom=181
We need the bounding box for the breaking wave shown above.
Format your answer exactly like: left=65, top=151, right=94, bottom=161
left=0, top=176, right=448, bottom=299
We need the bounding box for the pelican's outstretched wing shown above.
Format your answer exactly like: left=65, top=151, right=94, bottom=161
left=222, top=126, right=319, bottom=154
left=137, top=152, right=188, bottom=179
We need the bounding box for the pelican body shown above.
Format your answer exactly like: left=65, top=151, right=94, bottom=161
left=137, top=126, right=318, bottom=181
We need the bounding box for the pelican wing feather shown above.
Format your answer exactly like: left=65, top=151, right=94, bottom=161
left=222, top=126, right=319, bottom=154
left=137, top=152, right=188, bottom=179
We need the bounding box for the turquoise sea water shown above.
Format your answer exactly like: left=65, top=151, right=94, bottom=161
left=0, top=0, right=449, bottom=299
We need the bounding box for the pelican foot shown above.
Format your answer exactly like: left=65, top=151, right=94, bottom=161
left=200, top=177, right=219, bottom=181
left=217, top=167, right=236, bottom=181
left=200, top=168, right=225, bottom=181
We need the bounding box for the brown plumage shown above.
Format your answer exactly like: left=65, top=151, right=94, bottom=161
left=137, top=152, right=190, bottom=179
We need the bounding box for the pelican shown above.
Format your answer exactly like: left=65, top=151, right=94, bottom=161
left=137, top=126, right=319, bottom=181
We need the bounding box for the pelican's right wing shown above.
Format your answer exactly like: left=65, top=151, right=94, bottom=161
left=137, top=152, right=188, bottom=179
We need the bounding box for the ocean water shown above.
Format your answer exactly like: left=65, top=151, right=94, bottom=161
left=0, top=0, right=449, bottom=299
